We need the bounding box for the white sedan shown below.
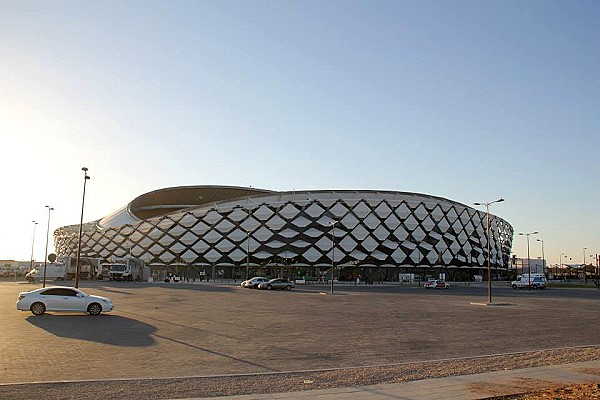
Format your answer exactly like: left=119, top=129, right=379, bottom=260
left=240, top=277, right=269, bottom=289
left=16, top=286, right=114, bottom=316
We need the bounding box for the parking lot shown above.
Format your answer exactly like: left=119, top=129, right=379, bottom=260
left=1, top=280, right=598, bottom=385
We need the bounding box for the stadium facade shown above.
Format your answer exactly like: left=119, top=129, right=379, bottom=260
left=54, top=186, right=514, bottom=281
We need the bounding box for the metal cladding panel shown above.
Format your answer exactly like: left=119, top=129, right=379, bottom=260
left=53, top=189, right=514, bottom=269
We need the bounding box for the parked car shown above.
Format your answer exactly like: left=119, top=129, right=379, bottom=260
left=424, top=280, right=449, bottom=289
left=164, top=274, right=183, bottom=283
left=16, top=286, right=113, bottom=316
left=241, top=277, right=269, bottom=289
left=257, top=278, right=295, bottom=290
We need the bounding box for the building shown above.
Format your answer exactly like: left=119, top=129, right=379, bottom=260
left=53, top=186, right=514, bottom=281
left=511, top=257, right=546, bottom=275
left=0, top=260, right=32, bottom=277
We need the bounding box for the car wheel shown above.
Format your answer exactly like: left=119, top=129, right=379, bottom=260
left=285, top=285, right=291, bottom=290
left=266, top=285, right=272, bottom=290
left=511, top=284, right=517, bottom=289
left=31, top=302, right=46, bottom=316
left=87, top=303, right=102, bottom=316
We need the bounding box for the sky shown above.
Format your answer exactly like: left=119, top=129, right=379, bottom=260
left=1, top=1, right=599, bottom=266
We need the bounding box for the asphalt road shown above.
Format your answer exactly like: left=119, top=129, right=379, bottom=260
left=1, top=280, right=598, bottom=385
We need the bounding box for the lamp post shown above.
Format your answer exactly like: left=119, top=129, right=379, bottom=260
left=559, top=253, right=567, bottom=277
left=473, top=197, right=504, bottom=304
left=330, top=220, right=339, bottom=294
left=42, top=206, right=54, bottom=288
left=536, top=239, right=545, bottom=275
left=29, top=221, right=38, bottom=271
left=518, top=231, right=538, bottom=291
left=75, top=167, right=90, bottom=289
left=590, top=254, right=599, bottom=289
left=582, top=247, right=587, bottom=280
left=245, top=230, right=250, bottom=280
left=595, top=254, right=600, bottom=290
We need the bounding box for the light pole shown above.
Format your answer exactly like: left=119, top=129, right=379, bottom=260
left=518, top=231, right=538, bottom=291
left=75, top=167, right=90, bottom=289
left=245, top=230, right=250, bottom=280
left=595, top=254, right=600, bottom=290
left=330, top=220, right=339, bottom=294
left=590, top=254, right=599, bottom=289
left=559, top=253, right=567, bottom=277
left=42, top=206, right=54, bottom=288
left=536, top=239, right=545, bottom=275
left=29, top=221, right=38, bottom=271
left=473, top=197, right=504, bottom=304
left=582, top=247, right=587, bottom=280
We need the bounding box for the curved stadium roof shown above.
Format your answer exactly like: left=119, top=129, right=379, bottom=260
left=99, top=186, right=275, bottom=228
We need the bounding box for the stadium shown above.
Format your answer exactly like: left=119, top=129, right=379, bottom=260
left=53, top=186, right=514, bottom=282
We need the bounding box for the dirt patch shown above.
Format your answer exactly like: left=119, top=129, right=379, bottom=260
left=488, top=382, right=600, bottom=399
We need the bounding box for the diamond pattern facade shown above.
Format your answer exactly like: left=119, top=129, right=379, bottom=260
left=53, top=188, right=513, bottom=273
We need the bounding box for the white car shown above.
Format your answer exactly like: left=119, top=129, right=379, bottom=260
left=16, top=286, right=113, bottom=316
left=241, top=277, right=269, bottom=289
left=424, top=280, right=450, bottom=289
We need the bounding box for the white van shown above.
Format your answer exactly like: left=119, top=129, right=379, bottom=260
left=511, top=274, right=547, bottom=289
left=25, top=263, right=67, bottom=282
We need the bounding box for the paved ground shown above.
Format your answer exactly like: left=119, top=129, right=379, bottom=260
left=1, top=280, right=598, bottom=398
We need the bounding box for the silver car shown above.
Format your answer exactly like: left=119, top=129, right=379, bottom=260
left=241, top=277, right=269, bottom=289
left=257, top=278, right=295, bottom=290
left=16, top=286, right=113, bottom=316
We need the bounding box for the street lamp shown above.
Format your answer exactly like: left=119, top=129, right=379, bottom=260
left=518, top=231, right=539, bottom=291
left=597, top=254, right=600, bottom=290
left=330, top=220, right=339, bottom=294
left=536, top=239, right=545, bottom=275
left=42, top=206, right=54, bottom=288
left=245, top=230, right=250, bottom=280
left=582, top=247, right=587, bottom=280
left=590, top=254, right=599, bottom=289
left=559, top=253, right=568, bottom=276
left=75, top=167, right=90, bottom=289
left=473, top=197, right=504, bottom=304
left=29, top=221, right=38, bottom=271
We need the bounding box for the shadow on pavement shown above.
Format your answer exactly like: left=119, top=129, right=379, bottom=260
left=26, top=314, right=156, bottom=347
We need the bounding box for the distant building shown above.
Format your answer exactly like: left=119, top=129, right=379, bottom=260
left=0, top=260, right=31, bottom=276
left=511, top=257, right=546, bottom=275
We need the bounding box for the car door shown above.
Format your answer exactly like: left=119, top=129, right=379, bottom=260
left=58, top=288, right=87, bottom=311
left=44, top=288, right=86, bottom=311
left=39, top=288, right=64, bottom=311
